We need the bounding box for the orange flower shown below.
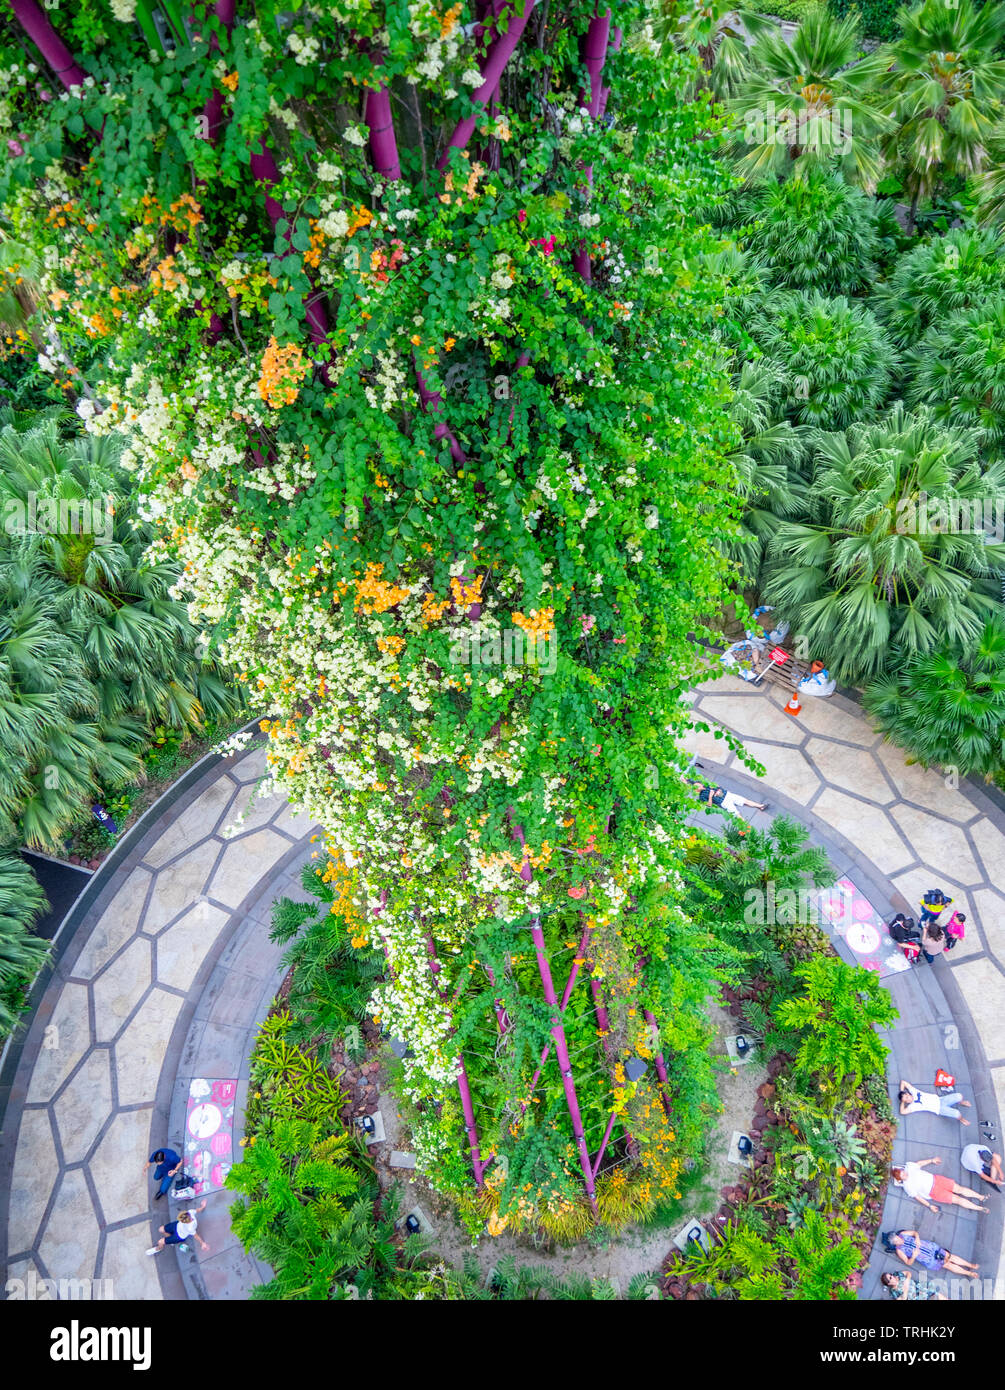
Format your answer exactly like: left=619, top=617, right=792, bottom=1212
left=221, top=71, right=239, bottom=92
left=257, top=336, right=310, bottom=408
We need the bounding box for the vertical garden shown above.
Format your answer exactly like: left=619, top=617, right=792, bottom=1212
left=0, top=0, right=752, bottom=1230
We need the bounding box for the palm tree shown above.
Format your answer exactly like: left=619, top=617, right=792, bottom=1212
left=871, top=225, right=1005, bottom=349
left=864, top=617, right=1005, bottom=778
left=975, top=119, right=1005, bottom=228
left=0, top=418, right=240, bottom=729
left=738, top=168, right=884, bottom=296
left=749, top=289, right=896, bottom=430
left=878, top=0, right=1005, bottom=230
left=905, top=294, right=1005, bottom=452
left=728, top=8, right=894, bottom=188
left=764, top=404, right=1005, bottom=683
left=0, top=850, right=48, bottom=1036
left=722, top=360, right=807, bottom=584
left=654, top=0, right=776, bottom=100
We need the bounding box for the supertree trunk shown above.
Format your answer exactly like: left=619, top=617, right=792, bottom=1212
left=9, top=0, right=740, bottom=1237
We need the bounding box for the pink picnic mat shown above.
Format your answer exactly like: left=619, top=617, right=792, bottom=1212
left=184, top=1078, right=238, bottom=1195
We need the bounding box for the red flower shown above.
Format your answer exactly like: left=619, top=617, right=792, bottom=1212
left=517, top=209, right=527, bottom=223
left=568, top=885, right=588, bottom=899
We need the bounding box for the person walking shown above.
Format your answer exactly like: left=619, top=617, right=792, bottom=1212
left=882, top=1230, right=979, bottom=1279
left=143, top=1147, right=183, bottom=1201
left=880, top=1271, right=947, bottom=1301
left=961, top=1142, right=1004, bottom=1191
left=919, top=888, right=952, bottom=926
left=147, top=1200, right=210, bottom=1255
left=898, top=1079, right=972, bottom=1125
left=943, top=912, right=966, bottom=953
left=891, top=1159, right=988, bottom=1213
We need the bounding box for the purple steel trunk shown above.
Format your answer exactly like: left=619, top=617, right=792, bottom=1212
left=572, top=9, right=612, bottom=284
left=512, top=823, right=598, bottom=1212
left=364, top=68, right=402, bottom=182
left=438, top=0, right=537, bottom=169
left=10, top=0, right=86, bottom=88
left=643, top=1007, right=672, bottom=1119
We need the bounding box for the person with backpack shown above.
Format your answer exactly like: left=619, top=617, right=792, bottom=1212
left=888, top=914, right=921, bottom=964
left=919, top=888, right=952, bottom=926
left=143, top=1147, right=183, bottom=1201
left=961, top=1142, right=1004, bottom=1191
left=943, top=911, right=966, bottom=953
left=882, top=1230, right=979, bottom=1280
left=898, top=1079, right=972, bottom=1124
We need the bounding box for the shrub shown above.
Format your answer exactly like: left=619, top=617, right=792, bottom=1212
left=907, top=295, right=1005, bottom=452
left=863, top=619, right=1005, bottom=780
left=827, top=0, right=904, bottom=40
left=764, top=404, right=1005, bottom=683
left=872, top=228, right=1005, bottom=349
left=739, top=170, right=882, bottom=295
left=0, top=852, right=49, bottom=1038
left=749, top=289, right=895, bottom=428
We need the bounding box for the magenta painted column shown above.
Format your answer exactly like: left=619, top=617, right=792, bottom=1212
left=438, top=0, right=537, bottom=168
left=572, top=8, right=612, bottom=285
left=512, top=824, right=598, bottom=1213
left=10, top=0, right=86, bottom=88
left=425, top=931, right=487, bottom=1186
left=364, top=51, right=401, bottom=182
left=643, top=1007, right=672, bottom=1120
left=250, top=139, right=331, bottom=350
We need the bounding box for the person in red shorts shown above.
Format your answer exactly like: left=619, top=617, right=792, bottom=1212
left=891, top=1158, right=989, bottom=1214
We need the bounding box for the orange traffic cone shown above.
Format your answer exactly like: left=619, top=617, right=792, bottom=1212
left=784, top=692, right=802, bottom=716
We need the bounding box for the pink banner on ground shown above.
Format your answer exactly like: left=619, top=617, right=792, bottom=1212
left=184, top=1078, right=238, bottom=1196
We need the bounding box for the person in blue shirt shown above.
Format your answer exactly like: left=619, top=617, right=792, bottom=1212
left=143, top=1147, right=183, bottom=1201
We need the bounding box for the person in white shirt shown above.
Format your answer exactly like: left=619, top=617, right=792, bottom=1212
left=898, top=1079, right=972, bottom=1124
left=147, top=1199, right=210, bottom=1255
left=891, top=1159, right=988, bottom=1213
left=960, top=1143, right=1004, bottom=1190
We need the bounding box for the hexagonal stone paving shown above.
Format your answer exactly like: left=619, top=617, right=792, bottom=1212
left=52, top=1049, right=112, bottom=1163
left=25, top=982, right=92, bottom=1104
left=89, top=1109, right=162, bottom=1226
left=889, top=804, right=983, bottom=887
left=91, top=938, right=152, bottom=1043
left=157, top=903, right=230, bottom=992
left=71, top=868, right=152, bottom=978
left=113, top=988, right=185, bottom=1108
left=206, top=828, right=290, bottom=909
left=38, top=1168, right=100, bottom=1283
left=7, top=1108, right=59, bottom=1254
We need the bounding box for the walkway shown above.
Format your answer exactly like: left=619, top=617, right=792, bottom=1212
left=2, top=671, right=1004, bottom=1300
left=1, top=741, right=317, bottom=1300
left=684, top=671, right=1005, bottom=1295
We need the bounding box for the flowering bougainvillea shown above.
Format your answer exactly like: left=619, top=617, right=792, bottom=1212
left=0, top=0, right=747, bottom=1230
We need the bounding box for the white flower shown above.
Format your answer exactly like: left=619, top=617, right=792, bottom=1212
left=461, top=68, right=483, bottom=87
left=317, top=160, right=341, bottom=182
left=343, top=124, right=367, bottom=147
